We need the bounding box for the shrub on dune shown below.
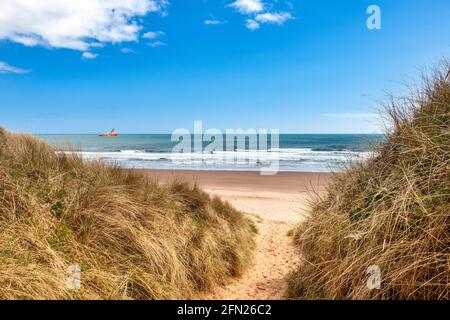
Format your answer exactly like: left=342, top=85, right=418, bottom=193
left=0, top=129, right=256, bottom=299
left=287, top=61, right=450, bottom=300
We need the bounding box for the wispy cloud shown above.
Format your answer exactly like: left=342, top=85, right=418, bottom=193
left=246, top=19, right=260, bottom=31
left=0, top=61, right=30, bottom=74
left=255, top=12, right=293, bottom=25
left=322, top=113, right=379, bottom=119
left=82, top=52, right=98, bottom=60
left=204, top=19, right=226, bottom=25
left=143, top=31, right=166, bottom=47
left=227, top=1, right=293, bottom=30
left=228, top=0, right=264, bottom=14
left=142, top=31, right=166, bottom=39
left=245, top=12, right=293, bottom=30
left=148, top=40, right=166, bottom=47
left=0, top=0, right=168, bottom=51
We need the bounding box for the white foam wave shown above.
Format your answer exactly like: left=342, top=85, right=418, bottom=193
left=61, top=148, right=374, bottom=172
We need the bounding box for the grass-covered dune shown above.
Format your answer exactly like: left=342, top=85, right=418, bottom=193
left=0, top=128, right=256, bottom=299
left=287, top=63, right=450, bottom=299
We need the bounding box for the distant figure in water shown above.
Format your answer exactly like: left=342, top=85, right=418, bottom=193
left=99, top=129, right=119, bottom=137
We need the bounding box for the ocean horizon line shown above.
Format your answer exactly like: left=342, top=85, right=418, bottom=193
left=32, top=132, right=384, bottom=136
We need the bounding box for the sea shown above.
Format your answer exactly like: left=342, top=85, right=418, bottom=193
left=36, top=134, right=383, bottom=173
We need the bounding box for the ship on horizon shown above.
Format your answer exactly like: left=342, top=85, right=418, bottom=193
left=99, top=129, right=118, bottom=137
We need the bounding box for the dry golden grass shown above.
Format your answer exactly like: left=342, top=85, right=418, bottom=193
left=287, top=61, right=450, bottom=300
left=0, top=129, right=256, bottom=299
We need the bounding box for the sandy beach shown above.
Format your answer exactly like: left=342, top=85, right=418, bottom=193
left=141, top=170, right=332, bottom=300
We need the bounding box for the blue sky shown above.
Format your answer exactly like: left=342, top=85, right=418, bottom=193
left=0, top=0, right=449, bottom=134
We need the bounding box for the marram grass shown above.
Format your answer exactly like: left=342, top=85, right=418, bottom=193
left=0, top=129, right=256, bottom=299
left=287, top=61, right=450, bottom=300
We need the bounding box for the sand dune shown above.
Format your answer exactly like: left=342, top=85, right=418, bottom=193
left=142, top=170, right=331, bottom=300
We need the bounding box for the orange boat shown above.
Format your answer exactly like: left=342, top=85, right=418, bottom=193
left=99, top=129, right=119, bottom=137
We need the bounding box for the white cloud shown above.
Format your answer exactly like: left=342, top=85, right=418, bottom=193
left=0, top=60, right=30, bottom=74
left=227, top=1, right=293, bottom=30
left=148, top=40, right=166, bottom=47
left=246, top=19, right=260, bottom=31
left=143, top=31, right=166, bottom=46
left=0, top=0, right=167, bottom=51
left=255, top=12, right=292, bottom=25
left=204, top=19, right=225, bottom=25
left=82, top=52, right=98, bottom=59
left=142, top=31, right=165, bottom=39
left=322, top=113, right=379, bottom=119
left=228, top=0, right=264, bottom=14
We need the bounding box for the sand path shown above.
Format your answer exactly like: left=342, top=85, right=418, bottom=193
left=202, top=188, right=308, bottom=300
